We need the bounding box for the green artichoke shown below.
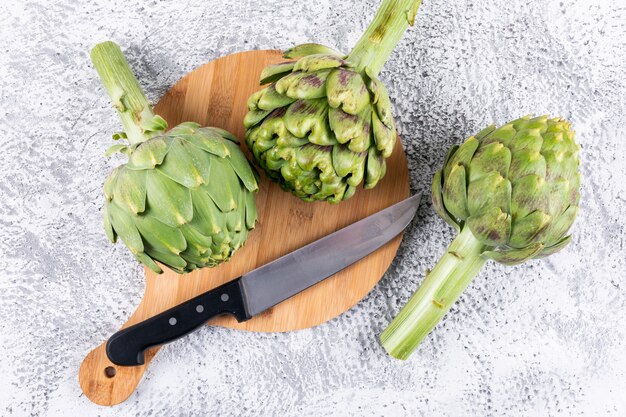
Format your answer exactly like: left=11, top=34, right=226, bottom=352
left=245, top=0, right=423, bottom=202
left=381, top=115, right=581, bottom=359
left=92, top=41, right=258, bottom=274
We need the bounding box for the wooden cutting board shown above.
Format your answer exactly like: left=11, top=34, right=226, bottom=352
left=79, top=50, right=410, bottom=406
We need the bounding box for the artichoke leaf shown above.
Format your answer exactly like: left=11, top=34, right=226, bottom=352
left=259, top=61, right=296, bottom=85
left=343, top=185, right=357, bottom=200
left=481, top=124, right=517, bottom=147
left=332, top=143, right=366, bottom=186
left=179, top=224, right=212, bottom=253
left=293, top=54, right=346, bottom=72
left=143, top=247, right=187, bottom=273
left=546, top=177, right=572, bottom=216
left=258, top=84, right=297, bottom=111
left=329, top=106, right=371, bottom=151
left=509, top=210, right=551, bottom=248
left=510, top=127, right=544, bottom=153
left=474, top=125, right=496, bottom=140
left=141, top=114, right=168, bottom=134
left=467, top=171, right=512, bottom=216
left=366, top=75, right=393, bottom=128
left=112, top=131, right=127, bottom=140
left=145, top=169, right=193, bottom=226
left=134, top=252, right=163, bottom=274
left=511, top=174, right=548, bottom=219
left=107, top=201, right=144, bottom=254
left=223, top=140, right=259, bottom=192
left=135, top=214, right=186, bottom=255
left=247, top=88, right=265, bottom=111
left=112, top=167, right=147, bottom=214
left=230, top=230, right=248, bottom=252
left=285, top=99, right=336, bottom=145
left=245, top=190, right=258, bottom=230
left=443, top=144, right=459, bottom=166
left=103, top=167, right=120, bottom=201
left=542, top=205, right=578, bottom=247
left=468, top=141, right=512, bottom=182
left=442, top=163, right=469, bottom=221
left=201, top=126, right=239, bottom=143
left=466, top=207, right=511, bottom=246
left=104, top=144, right=128, bottom=157
left=275, top=71, right=305, bottom=94
left=326, top=69, right=370, bottom=115
left=184, top=130, right=230, bottom=157
left=444, top=136, right=479, bottom=179
left=285, top=70, right=331, bottom=99
left=168, top=122, right=200, bottom=136
left=543, top=148, right=579, bottom=183
left=284, top=43, right=343, bottom=59
left=296, top=143, right=333, bottom=174
left=103, top=204, right=117, bottom=243
left=225, top=188, right=245, bottom=232
left=179, top=251, right=213, bottom=270
left=189, top=188, right=223, bottom=236
left=276, top=131, right=309, bottom=148
left=364, top=147, right=385, bottom=189
left=372, top=109, right=396, bottom=157
left=265, top=145, right=292, bottom=170
left=431, top=170, right=460, bottom=231
left=243, top=109, right=271, bottom=129
left=482, top=242, right=544, bottom=266
left=205, top=156, right=240, bottom=212
left=317, top=174, right=347, bottom=202
left=536, top=235, right=572, bottom=258
left=127, top=137, right=172, bottom=169
left=508, top=148, right=546, bottom=180
left=157, top=138, right=211, bottom=188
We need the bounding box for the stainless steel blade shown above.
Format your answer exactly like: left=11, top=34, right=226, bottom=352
left=240, top=193, right=421, bottom=317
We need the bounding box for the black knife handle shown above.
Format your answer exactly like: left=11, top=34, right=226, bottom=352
left=106, top=278, right=250, bottom=366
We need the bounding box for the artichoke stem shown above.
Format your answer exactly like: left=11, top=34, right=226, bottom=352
left=91, top=41, right=156, bottom=146
left=380, top=226, right=487, bottom=359
left=347, top=0, right=422, bottom=75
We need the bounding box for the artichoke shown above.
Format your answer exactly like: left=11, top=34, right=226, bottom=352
left=380, top=115, right=581, bottom=359
left=92, top=41, right=258, bottom=274
left=244, top=0, right=423, bottom=202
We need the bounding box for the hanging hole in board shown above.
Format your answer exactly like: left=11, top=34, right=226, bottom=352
left=104, top=366, right=116, bottom=378
left=221, top=293, right=229, bottom=302
left=196, top=305, right=204, bottom=313
left=169, top=317, right=177, bottom=326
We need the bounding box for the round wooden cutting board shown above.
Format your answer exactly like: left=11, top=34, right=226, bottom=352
left=79, top=50, right=409, bottom=406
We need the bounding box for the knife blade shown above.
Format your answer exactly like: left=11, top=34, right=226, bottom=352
left=106, top=193, right=421, bottom=366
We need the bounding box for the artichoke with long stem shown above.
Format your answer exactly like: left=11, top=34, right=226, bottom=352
left=244, top=0, right=422, bottom=202
left=380, top=115, right=581, bottom=359
left=92, top=41, right=258, bottom=274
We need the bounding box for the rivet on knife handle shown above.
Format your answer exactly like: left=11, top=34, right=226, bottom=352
left=106, top=279, right=250, bottom=366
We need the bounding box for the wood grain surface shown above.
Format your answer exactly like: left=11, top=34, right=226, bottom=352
left=79, top=50, right=410, bottom=406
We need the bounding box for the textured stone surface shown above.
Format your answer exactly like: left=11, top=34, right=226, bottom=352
left=1, top=0, right=625, bottom=415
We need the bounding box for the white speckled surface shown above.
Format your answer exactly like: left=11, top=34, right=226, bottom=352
left=1, top=0, right=625, bottom=415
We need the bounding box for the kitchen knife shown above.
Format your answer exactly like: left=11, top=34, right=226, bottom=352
left=106, top=193, right=421, bottom=366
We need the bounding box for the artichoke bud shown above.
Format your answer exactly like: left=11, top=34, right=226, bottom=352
left=432, top=115, right=581, bottom=264
left=92, top=41, right=260, bottom=274
left=104, top=123, right=259, bottom=274
left=245, top=43, right=400, bottom=202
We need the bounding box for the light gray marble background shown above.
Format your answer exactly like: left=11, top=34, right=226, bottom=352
left=1, top=0, right=625, bottom=415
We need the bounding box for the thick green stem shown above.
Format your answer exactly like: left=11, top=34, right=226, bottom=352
left=380, top=227, right=488, bottom=360
left=90, top=41, right=155, bottom=146
left=347, top=0, right=422, bottom=75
